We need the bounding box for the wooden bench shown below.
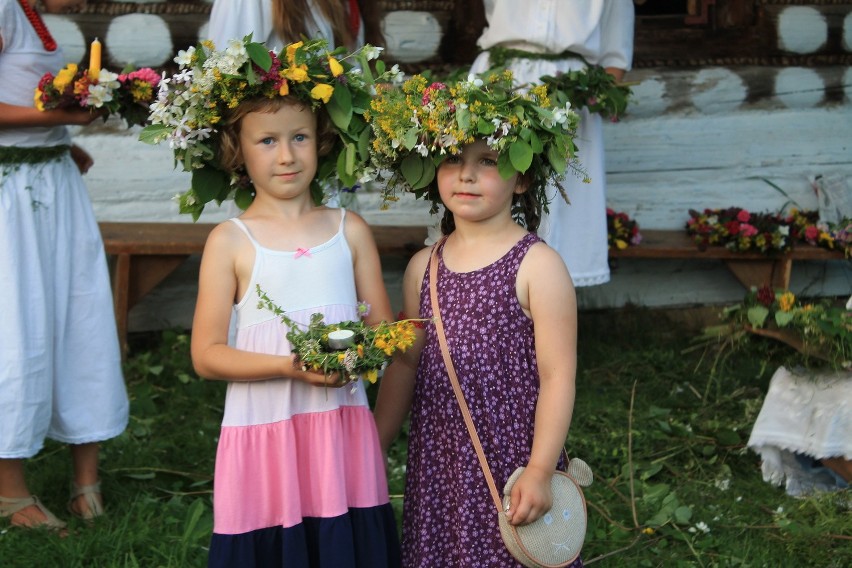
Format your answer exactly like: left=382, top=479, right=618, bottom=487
left=99, top=222, right=846, bottom=353
left=608, top=229, right=846, bottom=290
left=99, top=222, right=428, bottom=353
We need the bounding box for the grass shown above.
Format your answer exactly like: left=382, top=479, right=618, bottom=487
left=1, top=310, right=849, bottom=567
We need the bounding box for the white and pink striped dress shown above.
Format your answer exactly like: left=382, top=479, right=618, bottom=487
left=208, top=211, right=400, bottom=567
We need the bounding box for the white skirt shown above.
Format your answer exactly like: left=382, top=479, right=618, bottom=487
left=470, top=53, right=611, bottom=287
left=0, top=154, right=128, bottom=458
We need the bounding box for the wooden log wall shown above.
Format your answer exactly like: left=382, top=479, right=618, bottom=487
left=30, top=0, right=850, bottom=322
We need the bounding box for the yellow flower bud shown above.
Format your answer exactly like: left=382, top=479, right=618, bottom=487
left=328, top=56, right=344, bottom=77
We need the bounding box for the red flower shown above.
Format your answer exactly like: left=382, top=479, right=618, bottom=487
left=736, top=209, right=751, bottom=222
left=756, top=285, right=775, bottom=307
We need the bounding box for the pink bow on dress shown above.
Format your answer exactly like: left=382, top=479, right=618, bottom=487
left=294, top=247, right=311, bottom=259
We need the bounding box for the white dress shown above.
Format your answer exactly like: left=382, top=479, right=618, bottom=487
left=471, top=0, right=634, bottom=286
left=0, top=0, right=128, bottom=458
left=207, top=0, right=364, bottom=51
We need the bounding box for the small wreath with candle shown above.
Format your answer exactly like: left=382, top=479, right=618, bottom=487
left=256, top=286, right=419, bottom=385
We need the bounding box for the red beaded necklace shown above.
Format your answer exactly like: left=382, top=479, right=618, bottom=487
left=17, top=0, right=57, bottom=52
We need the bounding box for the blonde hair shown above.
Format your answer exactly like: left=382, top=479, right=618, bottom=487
left=217, top=97, right=337, bottom=175
left=271, top=0, right=353, bottom=49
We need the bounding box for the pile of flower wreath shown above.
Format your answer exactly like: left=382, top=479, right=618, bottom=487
left=365, top=70, right=584, bottom=212
left=607, top=207, right=641, bottom=250
left=140, top=36, right=399, bottom=219
left=686, top=206, right=851, bottom=256
left=686, top=207, right=794, bottom=254
left=722, top=286, right=851, bottom=371
left=786, top=208, right=851, bottom=257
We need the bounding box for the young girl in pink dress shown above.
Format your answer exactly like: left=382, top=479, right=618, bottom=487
left=148, top=37, right=400, bottom=567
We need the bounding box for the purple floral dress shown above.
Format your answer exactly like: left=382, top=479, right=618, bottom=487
left=401, top=233, right=581, bottom=567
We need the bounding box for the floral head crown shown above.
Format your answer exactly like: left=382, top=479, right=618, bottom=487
left=140, top=36, right=395, bottom=219
left=366, top=71, right=585, bottom=211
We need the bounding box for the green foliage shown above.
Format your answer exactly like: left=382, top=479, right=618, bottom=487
left=3, top=314, right=848, bottom=567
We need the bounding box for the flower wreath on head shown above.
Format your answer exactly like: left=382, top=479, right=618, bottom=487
left=365, top=70, right=586, bottom=213
left=140, top=35, right=397, bottom=220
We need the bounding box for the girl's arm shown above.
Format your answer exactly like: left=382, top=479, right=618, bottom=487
left=508, top=243, right=578, bottom=526
left=373, top=247, right=430, bottom=452
left=0, top=102, right=104, bottom=129
left=345, top=211, right=393, bottom=325
left=190, top=222, right=342, bottom=385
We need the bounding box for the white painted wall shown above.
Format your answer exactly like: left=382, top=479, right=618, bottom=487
left=40, top=7, right=852, bottom=329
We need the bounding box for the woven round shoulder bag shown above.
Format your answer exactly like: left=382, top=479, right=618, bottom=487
left=429, top=244, right=593, bottom=567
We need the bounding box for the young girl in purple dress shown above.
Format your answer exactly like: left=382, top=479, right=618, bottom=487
left=371, top=74, right=583, bottom=567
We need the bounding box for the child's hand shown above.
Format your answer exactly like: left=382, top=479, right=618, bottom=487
left=290, top=356, right=350, bottom=388
left=505, top=465, right=553, bottom=526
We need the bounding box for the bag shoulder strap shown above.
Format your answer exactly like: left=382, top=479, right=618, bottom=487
left=429, top=241, right=504, bottom=514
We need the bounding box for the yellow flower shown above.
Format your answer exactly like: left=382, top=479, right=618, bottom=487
left=53, top=64, right=78, bottom=91
left=328, top=56, right=344, bottom=77
left=778, top=292, right=796, bottom=312
left=311, top=83, right=334, bottom=103
left=34, top=89, right=44, bottom=111
left=615, top=239, right=628, bottom=250
left=279, top=80, right=289, bottom=96
left=286, top=41, right=304, bottom=65
left=283, top=65, right=309, bottom=83
left=642, top=527, right=655, bottom=535
left=364, top=369, right=378, bottom=384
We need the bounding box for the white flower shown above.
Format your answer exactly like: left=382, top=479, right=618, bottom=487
left=714, top=478, right=731, bottom=491
left=362, top=45, right=384, bottom=61
left=415, top=142, right=429, bottom=157
left=174, top=46, right=195, bottom=67
left=465, top=73, right=484, bottom=88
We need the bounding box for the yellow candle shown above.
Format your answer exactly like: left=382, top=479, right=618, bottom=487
left=89, top=38, right=102, bottom=80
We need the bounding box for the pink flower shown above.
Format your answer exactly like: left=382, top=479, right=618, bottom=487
left=739, top=224, right=758, bottom=237
left=736, top=209, right=751, bottom=222
left=804, top=225, right=819, bottom=243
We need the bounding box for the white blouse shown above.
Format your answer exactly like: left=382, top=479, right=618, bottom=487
left=477, top=0, right=634, bottom=70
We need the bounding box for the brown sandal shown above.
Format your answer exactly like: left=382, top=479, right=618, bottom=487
left=0, top=494, right=67, bottom=530
left=68, top=481, right=104, bottom=521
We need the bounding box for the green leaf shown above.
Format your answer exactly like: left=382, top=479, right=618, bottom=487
left=716, top=428, right=740, bottom=446
left=357, top=125, right=371, bottom=163
left=138, top=124, right=170, bottom=144
left=747, top=305, right=770, bottom=327
left=456, top=107, right=471, bottom=132
left=774, top=310, right=795, bottom=327
left=547, top=142, right=567, bottom=175
left=509, top=139, right=534, bottom=173
left=327, top=83, right=353, bottom=131
left=245, top=42, right=272, bottom=72
left=400, top=153, right=425, bottom=188
left=411, top=158, right=436, bottom=191
left=529, top=130, right=543, bottom=154
left=234, top=185, right=254, bottom=210
left=497, top=151, right=516, bottom=180
left=404, top=127, right=419, bottom=150
left=673, top=505, right=693, bottom=525
left=191, top=167, right=230, bottom=205
left=336, top=146, right=357, bottom=187
left=477, top=117, right=496, bottom=136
